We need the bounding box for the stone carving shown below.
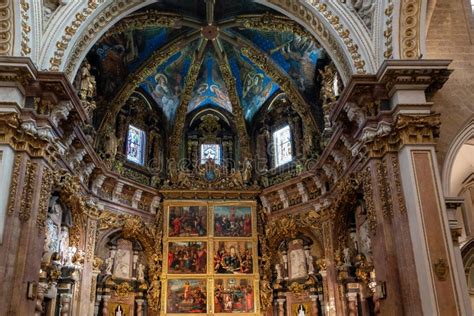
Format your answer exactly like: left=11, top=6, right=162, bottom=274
left=289, top=248, right=308, bottom=279
left=137, top=263, right=145, bottom=282
left=273, top=263, right=282, bottom=282
left=340, top=0, right=376, bottom=30
left=242, top=159, right=253, bottom=184
left=43, top=0, right=70, bottom=26
left=343, top=247, right=352, bottom=267
left=305, top=249, right=315, bottom=275
left=105, top=256, right=114, bottom=275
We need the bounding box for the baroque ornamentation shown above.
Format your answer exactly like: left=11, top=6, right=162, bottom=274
left=19, top=160, right=37, bottom=222
left=0, top=0, right=13, bottom=56
left=169, top=50, right=205, bottom=161
left=236, top=12, right=310, bottom=38
left=339, top=0, right=376, bottom=31
left=49, top=0, right=103, bottom=71
left=400, top=0, right=422, bottom=59
left=384, top=0, right=394, bottom=59
left=7, top=154, right=22, bottom=215
left=36, top=167, right=55, bottom=234
left=360, top=168, right=376, bottom=234
left=20, top=0, right=31, bottom=56
left=392, top=157, right=407, bottom=214
left=64, top=0, right=145, bottom=76
left=376, top=160, right=392, bottom=218
left=217, top=57, right=251, bottom=160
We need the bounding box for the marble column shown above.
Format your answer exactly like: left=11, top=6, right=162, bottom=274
left=102, top=295, right=110, bottom=315
left=321, top=220, right=341, bottom=315
left=277, top=298, right=285, bottom=316
left=78, top=213, right=98, bottom=315
left=445, top=197, right=471, bottom=312
left=136, top=299, right=144, bottom=316
left=309, top=294, right=319, bottom=316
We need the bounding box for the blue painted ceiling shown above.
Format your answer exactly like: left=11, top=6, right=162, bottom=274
left=86, top=0, right=327, bottom=127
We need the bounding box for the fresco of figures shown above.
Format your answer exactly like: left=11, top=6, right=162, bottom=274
left=214, top=278, right=254, bottom=313
left=167, top=279, right=207, bottom=314
left=214, top=241, right=253, bottom=274
left=168, top=206, right=207, bottom=237
left=214, top=206, right=252, bottom=237
left=168, top=242, right=207, bottom=274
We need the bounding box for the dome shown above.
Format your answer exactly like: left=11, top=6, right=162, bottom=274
left=85, top=0, right=330, bottom=132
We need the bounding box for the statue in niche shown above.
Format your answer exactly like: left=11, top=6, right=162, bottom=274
left=242, top=159, right=253, bottom=184
left=343, top=247, right=352, bottom=267
left=105, top=256, right=114, bottom=275
left=101, top=125, right=119, bottom=160
left=305, top=249, right=315, bottom=275
left=137, top=263, right=145, bottom=282
left=115, top=305, right=123, bottom=316
left=275, top=263, right=283, bottom=281
left=58, top=227, right=69, bottom=264
left=297, top=304, right=307, bottom=316
left=79, top=60, right=96, bottom=102
left=64, top=247, right=76, bottom=267
left=230, top=168, right=244, bottom=188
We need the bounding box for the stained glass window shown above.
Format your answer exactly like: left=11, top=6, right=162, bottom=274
left=201, top=143, right=221, bottom=164
left=273, top=125, right=293, bottom=167
left=126, top=125, right=146, bottom=165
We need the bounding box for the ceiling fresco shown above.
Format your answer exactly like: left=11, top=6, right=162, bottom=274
left=231, top=28, right=325, bottom=105
left=187, top=50, right=233, bottom=114
left=84, top=0, right=332, bottom=132
left=139, top=41, right=197, bottom=122
left=88, top=27, right=189, bottom=100
left=224, top=43, right=280, bottom=121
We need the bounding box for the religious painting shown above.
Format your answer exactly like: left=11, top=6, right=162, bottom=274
left=167, top=279, right=207, bottom=314
left=88, top=27, right=184, bottom=99
left=214, top=241, right=253, bottom=274
left=187, top=52, right=233, bottom=113
left=233, top=28, right=323, bottom=101
left=168, top=205, right=207, bottom=237
left=168, top=241, right=207, bottom=274
left=214, top=278, right=255, bottom=313
left=141, top=42, right=197, bottom=122
left=214, top=206, right=252, bottom=237
left=223, top=42, right=279, bottom=122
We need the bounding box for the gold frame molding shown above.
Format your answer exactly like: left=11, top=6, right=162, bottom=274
left=161, top=200, right=260, bottom=315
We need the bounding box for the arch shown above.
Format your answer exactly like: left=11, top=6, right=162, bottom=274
left=36, top=0, right=377, bottom=84
left=442, top=116, right=474, bottom=196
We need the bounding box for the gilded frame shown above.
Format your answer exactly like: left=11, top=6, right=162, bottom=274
left=161, top=200, right=260, bottom=315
